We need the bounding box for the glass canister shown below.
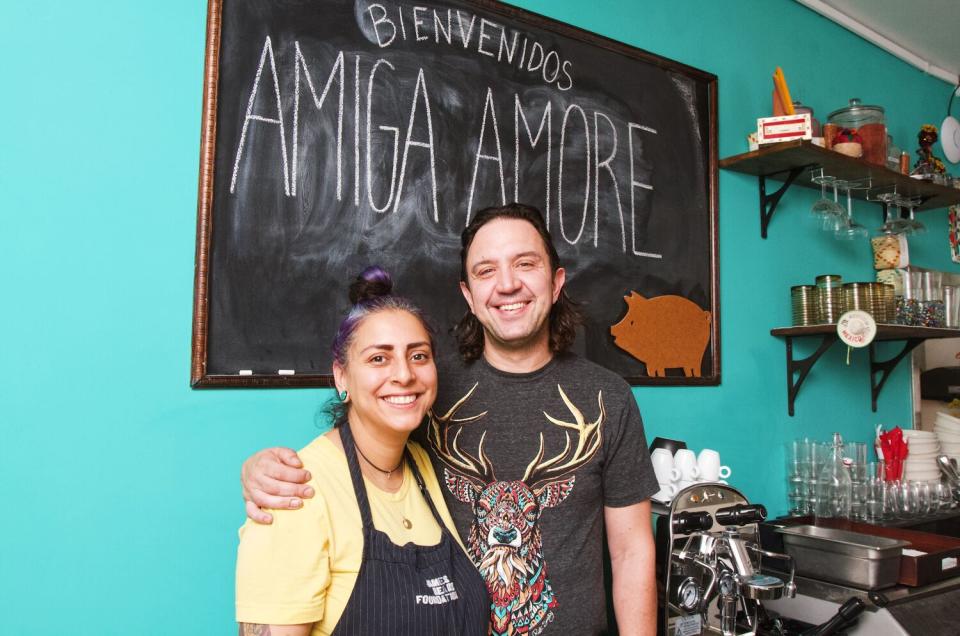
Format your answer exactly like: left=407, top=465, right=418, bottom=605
left=899, top=270, right=922, bottom=325
left=920, top=270, right=945, bottom=327
left=792, top=100, right=822, bottom=137
left=828, top=98, right=887, bottom=167
left=944, top=285, right=959, bottom=328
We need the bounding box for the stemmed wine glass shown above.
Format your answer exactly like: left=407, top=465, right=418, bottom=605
left=810, top=169, right=845, bottom=228
left=833, top=179, right=870, bottom=240
left=901, top=197, right=926, bottom=235
left=820, top=179, right=849, bottom=233
left=872, top=186, right=911, bottom=234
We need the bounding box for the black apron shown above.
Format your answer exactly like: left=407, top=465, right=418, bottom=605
left=332, top=423, right=489, bottom=635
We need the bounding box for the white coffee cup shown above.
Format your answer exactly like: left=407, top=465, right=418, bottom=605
left=677, top=479, right=697, bottom=491
left=673, top=449, right=701, bottom=480
left=697, top=449, right=731, bottom=482
left=651, top=448, right=681, bottom=483
left=655, top=482, right=679, bottom=500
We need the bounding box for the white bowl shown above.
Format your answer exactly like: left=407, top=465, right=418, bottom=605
left=904, top=470, right=941, bottom=480
left=937, top=410, right=960, bottom=424
left=904, top=463, right=941, bottom=471
left=904, top=429, right=937, bottom=438
left=935, top=418, right=960, bottom=433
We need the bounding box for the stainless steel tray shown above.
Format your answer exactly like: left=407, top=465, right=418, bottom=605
left=776, top=525, right=910, bottom=590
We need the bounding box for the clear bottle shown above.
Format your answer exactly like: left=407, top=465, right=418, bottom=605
left=815, top=433, right=853, bottom=519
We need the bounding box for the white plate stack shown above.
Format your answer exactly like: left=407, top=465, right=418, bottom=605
left=902, top=429, right=941, bottom=482
left=934, top=411, right=960, bottom=462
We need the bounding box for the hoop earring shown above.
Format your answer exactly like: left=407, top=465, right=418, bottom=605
left=338, top=389, right=349, bottom=402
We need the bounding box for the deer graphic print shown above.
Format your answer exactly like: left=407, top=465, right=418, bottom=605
left=428, top=383, right=605, bottom=636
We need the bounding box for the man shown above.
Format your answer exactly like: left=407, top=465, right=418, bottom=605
left=242, top=203, right=659, bottom=634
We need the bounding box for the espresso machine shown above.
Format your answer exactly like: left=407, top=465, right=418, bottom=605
left=655, top=483, right=801, bottom=635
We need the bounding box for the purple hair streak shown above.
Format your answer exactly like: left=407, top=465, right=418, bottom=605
left=330, top=266, right=433, bottom=367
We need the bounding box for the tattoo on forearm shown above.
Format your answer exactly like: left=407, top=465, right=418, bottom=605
left=240, top=624, right=271, bottom=636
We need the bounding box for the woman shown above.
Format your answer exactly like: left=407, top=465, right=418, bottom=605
left=235, top=267, right=488, bottom=635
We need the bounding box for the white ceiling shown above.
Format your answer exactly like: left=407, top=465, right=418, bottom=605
left=797, top=0, right=960, bottom=86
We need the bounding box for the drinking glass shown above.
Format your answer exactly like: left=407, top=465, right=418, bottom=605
left=847, top=442, right=868, bottom=520
left=935, top=482, right=954, bottom=511
left=900, top=481, right=917, bottom=518
left=787, top=439, right=808, bottom=515
left=902, top=198, right=926, bottom=235
left=913, top=481, right=933, bottom=516
left=819, top=180, right=848, bottom=232
left=808, top=441, right=833, bottom=514
left=885, top=480, right=903, bottom=519
left=873, top=187, right=910, bottom=234
left=810, top=171, right=844, bottom=226
left=864, top=476, right=885, bottom=522
left=834, top=180, right=870, bottom=240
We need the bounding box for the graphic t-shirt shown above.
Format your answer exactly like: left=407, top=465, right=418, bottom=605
left=418, top=353, right=659, bottom=635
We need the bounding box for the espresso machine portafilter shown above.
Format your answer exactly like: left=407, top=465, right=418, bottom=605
left=657, top=483, right=797, bottom=635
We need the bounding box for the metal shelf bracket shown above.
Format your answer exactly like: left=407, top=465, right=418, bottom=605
left=869, top=338, right=923, bottom=412
left=759, top=166, right=808, bottom=239
left=785, top=334, right=837, bottom=416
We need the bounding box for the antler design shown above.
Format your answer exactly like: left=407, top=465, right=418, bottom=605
left=427, top=383, right=495, bottom=484
left=523, top=385, right=604, bottom=490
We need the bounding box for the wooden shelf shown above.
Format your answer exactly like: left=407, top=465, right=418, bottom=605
left=720, top=141, right=960, bottom=237
left=771, top=324, right=960, bottom=341
left=721, top=141, right=960, bottom=211
left=770, top=324, right=960, bottom=416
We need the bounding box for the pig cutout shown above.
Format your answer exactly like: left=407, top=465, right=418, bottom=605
left=610, top=292, right=712, bottom=377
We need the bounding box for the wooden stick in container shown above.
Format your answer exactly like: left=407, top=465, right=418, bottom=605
left=774, top=67, right=795, bottom=115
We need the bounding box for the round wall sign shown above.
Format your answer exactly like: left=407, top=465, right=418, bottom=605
left=942, top=115, right=960, bottom=164
left=837, top=310, right=876, bottom=348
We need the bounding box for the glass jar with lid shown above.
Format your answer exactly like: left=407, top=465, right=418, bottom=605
left=828, top=98, right=887, bottom=167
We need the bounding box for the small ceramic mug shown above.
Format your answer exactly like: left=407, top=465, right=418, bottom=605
left=655, top=482, right=679, bottom=501
left=674, top=449, right=701, bottom=481
left=697, top=449, right=731, bottom=482
left=651, top=448, right=681, bottom=484
left=676, top=479, right=697, bottom=492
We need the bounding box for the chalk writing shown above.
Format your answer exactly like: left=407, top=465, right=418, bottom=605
left=228, top=37, right=661, bottom=257
left=363, top=3, right=574, bottom=91
left=230, top=36, right=290, bottom=195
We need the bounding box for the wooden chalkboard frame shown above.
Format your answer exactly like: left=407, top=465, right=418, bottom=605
left=191, top=0, right=719, bottom=388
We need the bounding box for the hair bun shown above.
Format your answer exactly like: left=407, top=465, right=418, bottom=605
left=349, top=266, right=393, bottom=304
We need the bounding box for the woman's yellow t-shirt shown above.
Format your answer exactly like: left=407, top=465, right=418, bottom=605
left=235, top=436, right=465, bottom=634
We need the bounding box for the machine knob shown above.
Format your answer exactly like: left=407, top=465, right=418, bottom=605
left=672, top=510, right=713, bottom=534
left=715, top=503, right=767, bottom=526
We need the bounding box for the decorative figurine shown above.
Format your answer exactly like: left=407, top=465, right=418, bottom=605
left=832, top=127, right=863, bottom=158
left=914, top=123, right=947, bottom=175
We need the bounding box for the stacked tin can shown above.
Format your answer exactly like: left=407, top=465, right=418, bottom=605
left=876, top=283, right=896, bottom=323
left=791, top=285, right=819, bottom=326
left=816, top=274, right=845, bottom=323
left=843, top=282, right=895, bottom=323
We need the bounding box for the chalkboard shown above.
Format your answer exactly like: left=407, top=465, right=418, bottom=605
left=191, top=0, right=719, bottom=387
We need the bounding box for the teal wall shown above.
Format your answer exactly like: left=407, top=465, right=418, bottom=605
left=3, top=1, right=957, bottom=633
